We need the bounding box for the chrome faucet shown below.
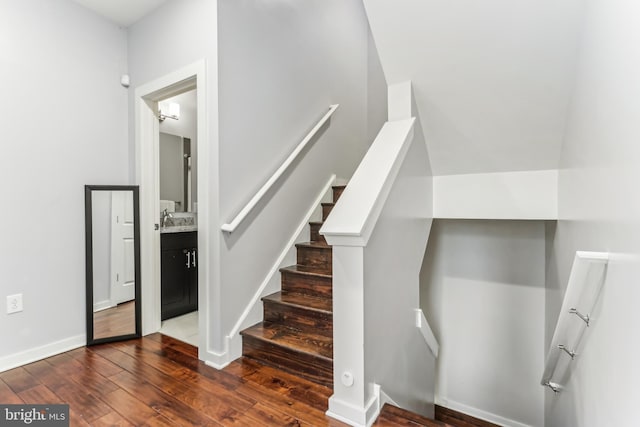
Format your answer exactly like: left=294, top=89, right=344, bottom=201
left=161, top=208, right=173, bottom=227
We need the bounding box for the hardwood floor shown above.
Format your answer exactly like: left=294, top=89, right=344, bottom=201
left=0, top=334, right=473, bottom=426
left=0, top=334, right=347, bottom=426
left=376, top=404, right=453, bottom=427
left=93, top=301, right=136, bottom=339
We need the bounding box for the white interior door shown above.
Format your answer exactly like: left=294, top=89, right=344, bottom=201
left=111, top=191, right=136, bottom=305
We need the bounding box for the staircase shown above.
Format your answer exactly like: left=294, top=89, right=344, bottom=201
left=239, top=185, right=345, bottom=388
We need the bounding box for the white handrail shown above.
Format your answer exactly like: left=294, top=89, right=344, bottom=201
left=320, top=117, right=416, bottom=246
left=541, top=251, right=609, bottom=392
left=221, top=104, right=339, bottom=233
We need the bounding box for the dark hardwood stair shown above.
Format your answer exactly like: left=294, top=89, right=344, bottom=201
left=295, top=241, right=332, bottom=274
left=280, top=265, right=332, bottom=298
left=310, top=221, right=326, bottom=243
left=321, top=202, right=335, bottom=221
left=240, top=184, right=344, bottom=388
left=262, top=291, right=333, bottom=337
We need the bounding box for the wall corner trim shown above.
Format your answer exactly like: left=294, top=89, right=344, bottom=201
left=415, top=308, right=439, bottom=358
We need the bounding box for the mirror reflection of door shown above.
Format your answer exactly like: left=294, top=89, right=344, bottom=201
left=110, top=192, right=135, bottom=305
left=86, top=187, right=140, bottom=344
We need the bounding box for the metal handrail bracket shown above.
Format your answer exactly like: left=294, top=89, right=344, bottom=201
left=540, top=251, right=609, bottom=390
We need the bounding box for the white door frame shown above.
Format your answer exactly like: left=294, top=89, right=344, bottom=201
left=135, top=59, right=216, bottom=361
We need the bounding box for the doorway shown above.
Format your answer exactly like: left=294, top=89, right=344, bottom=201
left=134, top=60, right=215, bottom=360
left=156, top=89, right=199, bottom=346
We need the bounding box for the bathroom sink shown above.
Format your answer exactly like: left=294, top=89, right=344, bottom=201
left=161, top=213, right=197, bottom=233
left=163, top=216, right=195, bottom=227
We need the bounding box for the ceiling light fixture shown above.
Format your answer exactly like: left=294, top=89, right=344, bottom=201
left=159, top=102, right=180, bottom=121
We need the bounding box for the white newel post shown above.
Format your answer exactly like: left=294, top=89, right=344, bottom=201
left=325, top=244, right=377, bottom=426
left=322, top=81, right=418, bottom=427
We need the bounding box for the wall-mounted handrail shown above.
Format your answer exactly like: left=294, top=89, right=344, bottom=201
left=541, top=251, right=609, bottom=392
left=221, top=104, right=339, bottom=233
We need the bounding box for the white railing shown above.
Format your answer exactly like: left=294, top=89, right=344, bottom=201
left=541, top=251, right=609, bottom=393
left=320, top=117, right=416, bottom=245
left=221, top=104, right=339, bottom=233
left=322, top=102, right=436, bottom=423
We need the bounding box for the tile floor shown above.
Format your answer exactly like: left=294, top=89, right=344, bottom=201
left=159, top=310, right=199, bottom=346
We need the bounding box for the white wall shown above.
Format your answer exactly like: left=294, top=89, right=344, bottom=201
left=364, top=133, right=434, bottom=417
left=433, top=170, right=558, bottom=220
left=363, top=0, right=584, bottom=176
left=366, top=29, right=388, bottom=146
left=545, top=0, right=640, bottom=425
left=216, top=0, right=384, bottom=355
left=128, top=0, right=386, bottom=361
left=421, top=220, right=546, bottom=427
left=0, top=0, right=129, bottom=368
left=127, top=0, right=218, bottom=181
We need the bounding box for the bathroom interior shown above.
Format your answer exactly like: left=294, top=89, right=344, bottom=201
left=157, top=88, right=199, bottom=346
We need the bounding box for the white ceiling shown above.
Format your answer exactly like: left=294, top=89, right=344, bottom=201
left=71, top=0, right=169, bottom=27
left=364, top=0, right=585, bottom=176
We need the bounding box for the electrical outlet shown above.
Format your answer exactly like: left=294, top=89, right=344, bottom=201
left=6, top=294, right=23, bottom=314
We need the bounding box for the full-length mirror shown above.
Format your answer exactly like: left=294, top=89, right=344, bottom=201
left=85, top=185, right=141, bottom=345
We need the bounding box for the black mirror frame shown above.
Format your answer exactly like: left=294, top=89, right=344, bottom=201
left=85, top=185, right=142, bottom=345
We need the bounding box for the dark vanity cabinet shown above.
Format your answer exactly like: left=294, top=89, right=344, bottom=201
left=161, top=231, right=198, bottom=320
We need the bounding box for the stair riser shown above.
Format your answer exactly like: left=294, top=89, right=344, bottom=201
left=297, top=246, right=332, bottom=274
left=321, top=204, right=334, bottom=221
left=264, top=301, right=332, bottom=338
left=282, top=272, right=332, bottom=298
left=332, top=186, right=345, bottom=202
left=309, top=223, right=326, bottom=244
left=242, top=336, right=333, bottom=388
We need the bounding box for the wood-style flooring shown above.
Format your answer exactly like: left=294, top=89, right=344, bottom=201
left=93, top=301, right=136, bottom=339
left=0, top=334, right=484, bottom=426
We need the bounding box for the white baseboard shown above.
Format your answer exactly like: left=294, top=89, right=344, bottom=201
left=327, top=389, right=380, bottom=427
left=204, top=352, right=231, bottom=370
left=93, top=300, right=114, bottom=312
left=0, top=334, right=86, bottom=373
left=436, top=397, right=536, bottom=427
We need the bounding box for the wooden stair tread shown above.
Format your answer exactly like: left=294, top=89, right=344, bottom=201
left=241, top=183, right=343, bottom=389
left=377, top=404, right=453, bottom=427
left=280, top=264, right=332, bottom=278
left=295, top=241, right=331, bottom=249
left=263, top=291, right=332, bottom=314
left=241, top=323, right=333, bottom=361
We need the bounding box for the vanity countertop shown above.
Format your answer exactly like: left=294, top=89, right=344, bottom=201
left=160, top=225, right=197, bottom=234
